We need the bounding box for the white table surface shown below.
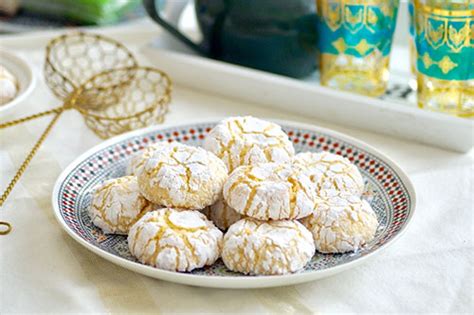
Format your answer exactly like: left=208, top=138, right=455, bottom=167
left=0, top=19, right=473, bottom=314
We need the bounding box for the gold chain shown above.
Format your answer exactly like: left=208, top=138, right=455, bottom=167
left=0, top=108, right=65, bottom=235
left=0, top=107, right=64, bottom=129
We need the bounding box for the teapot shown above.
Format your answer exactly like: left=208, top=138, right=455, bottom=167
left=143, top=0, right=318, bottom=78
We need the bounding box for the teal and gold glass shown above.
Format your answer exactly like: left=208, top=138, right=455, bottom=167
left=409, top=0, right=417, bottom=75
left=414, top=0, right=473, bottom=118
left=316, top=0, right=400, bottom=97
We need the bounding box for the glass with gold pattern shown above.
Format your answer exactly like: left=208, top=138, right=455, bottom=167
left=409, top=0, right=417, bottom=75
left=316, top=0, right=400, bottom=96
left=414, top=0, right=473, bottom=117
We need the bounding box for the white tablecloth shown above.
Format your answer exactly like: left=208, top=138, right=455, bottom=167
left=1, top=19, right=473, bottom=314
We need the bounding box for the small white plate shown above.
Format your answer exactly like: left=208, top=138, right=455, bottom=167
left=52, top=119, right=416, bottom=288
left=0, top=50, right=36, bottom=115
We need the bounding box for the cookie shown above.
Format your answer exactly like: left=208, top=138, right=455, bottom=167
left=127, top=142, right=169, bottom=176
left=223, top=163, right=316, bottom=220
left=222, top=218, right=315, bottom=275
left=128, top=208, right=223, bottom=272
left=203, top=116, right=294, bottom=172
left=207, top=197, right=243, bottom=230
left=293, top=152, right=364, bottom=195
left=0, top=65, right=18, bottom=105
left=300, top=190, right=378, bottom=253
left=138, top=142, right=228, bottom=209
left=89, top=176, right=155, bottom=234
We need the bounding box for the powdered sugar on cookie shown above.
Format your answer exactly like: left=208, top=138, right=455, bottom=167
left=204, top=116, right=294, bottom=172
left=222, top=218, right=315, bottom=275
left=301, top=190, right=378, bottom=253
left=127, top=142, right=170, bottom=176
left=223, top=162, right=316, bottom=220
left=128, top=208, right=223, bottom=272
left=138, top=142, right=228, bottom=209
left=89, top=176, right=155, bottom=234
left=293, top=152, right=365, bottom=195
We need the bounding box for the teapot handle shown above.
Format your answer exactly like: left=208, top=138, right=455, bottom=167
left=142, top=0, right=206, bottom=55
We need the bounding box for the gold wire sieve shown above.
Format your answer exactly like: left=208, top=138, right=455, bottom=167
left=0, top=32, right=172, bottom=235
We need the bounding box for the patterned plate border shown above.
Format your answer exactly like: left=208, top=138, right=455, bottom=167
left=52, top=119, right=416, bottom=288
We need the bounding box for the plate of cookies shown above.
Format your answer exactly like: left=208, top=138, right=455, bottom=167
left=52, top=116, right=415, bottom=288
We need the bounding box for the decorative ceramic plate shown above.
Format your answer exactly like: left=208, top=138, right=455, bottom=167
left=0, top=50, right=36, bottom=115
left=52, top=119, right=416, bottom=288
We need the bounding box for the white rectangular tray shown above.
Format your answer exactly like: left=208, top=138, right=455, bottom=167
left=141, top=43, right=473, bottom=153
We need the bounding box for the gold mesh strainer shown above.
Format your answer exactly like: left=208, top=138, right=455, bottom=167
left=45, top=32, right=138, bottom=100
left=0, top=32, right=172, bottom=235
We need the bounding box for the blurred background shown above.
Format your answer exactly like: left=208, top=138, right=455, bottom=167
left=0, top=0, right=411, bottom=78
left=0, top=0, right=410, bottom=48
left=1, top=0, right=471, bottom=120
left=0, top=0, right=146, bottom=32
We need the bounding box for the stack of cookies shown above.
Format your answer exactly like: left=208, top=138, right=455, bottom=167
left=88, top=116, right=378, bottom=276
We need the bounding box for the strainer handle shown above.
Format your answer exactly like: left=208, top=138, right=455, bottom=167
left=0, top=108, right=65, bottom=236
left=0, top=107, right=64, bottom=129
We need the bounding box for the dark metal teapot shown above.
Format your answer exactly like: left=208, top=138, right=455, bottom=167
left=143, top=0, right=318, bottom=78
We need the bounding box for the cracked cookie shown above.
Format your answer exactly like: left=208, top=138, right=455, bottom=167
left=301, top=190, right=378, bottom=253
left=222, top=218, right=315, bottom=275
left=128, top=208, right=223, bottom=272
left=127, top=142, right=169, bottom=176
left=223, top=163, right=316, bottom=220
left=89, top=176, right=155, bottom=235
left=138, top=142, right=228, bottom=209
left=207, top=197, right=243, bottom=230
left=293, top=152, right=364, bottom=196
left=203, top=116, right=295, bottom=172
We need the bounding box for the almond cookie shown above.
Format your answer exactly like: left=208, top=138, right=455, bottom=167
left=138, top=142, right=228, bottom=209
left=0, top=65, right=18, bottom=105
left=208, top=197, right=243, bottom=230
left=127, top=142, right=169, bottom=176
left=203, top=116, right=295, bottom=172
left=223, top=163, right=316, bottom=220
left=222, top=218, right=315, bottom=275
left=301, top=190, right=378, bottom=253
left=293, top=152, right=364, bottom=196
left=128, top=208, right=223, bottom=272
left=89, top=176, right=155, bottom=234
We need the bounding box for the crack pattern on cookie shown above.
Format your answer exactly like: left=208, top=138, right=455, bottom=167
left=138, top=142, right=228, bottom=209
left=222, top=218, right=315, bottom=275
left=223, top=163, right=316, bottom=220
left=301, top=190, right=378, bottom=253
left=208, top=197, right=243, bottom=230
left=128, top=208, right=223, bottom=272
left=127, top=142, right=170, bottom=176
left=204, top=116, right=295, bottom=172
left=293, top=152, right=364, bottom=196
left=89, top=176, right=155, bottom=234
